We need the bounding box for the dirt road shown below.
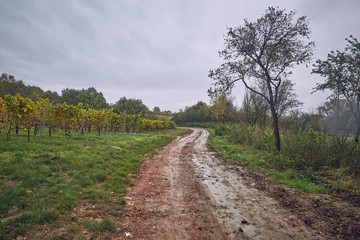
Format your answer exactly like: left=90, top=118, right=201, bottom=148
left=115, top=128, right=357, bottom=239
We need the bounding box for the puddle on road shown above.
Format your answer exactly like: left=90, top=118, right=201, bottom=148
left=191, top=154, right=264, bottom=240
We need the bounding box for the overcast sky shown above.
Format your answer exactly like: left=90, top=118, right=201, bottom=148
left=1, top=0, right=359, bottom=112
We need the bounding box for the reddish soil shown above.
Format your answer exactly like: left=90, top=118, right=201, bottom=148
left=113, top=131, right=227, bottom=240
left=113, top=128, right=360, bottom=240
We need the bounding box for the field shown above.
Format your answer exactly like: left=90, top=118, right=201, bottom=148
left=0, top=128, right=186, bottom=239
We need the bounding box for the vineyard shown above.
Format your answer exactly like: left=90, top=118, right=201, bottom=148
left=0, top=94, right=176, bottom=141
left=0, top=93, right=181, bottom=239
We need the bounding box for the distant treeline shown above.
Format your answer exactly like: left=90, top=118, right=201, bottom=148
left=174, top=95, right=358, bottom=141
left=0, top=73, right=170, bottom=115
left=0, top=73, right=62, bottom=103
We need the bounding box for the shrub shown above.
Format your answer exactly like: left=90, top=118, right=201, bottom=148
left=213, top=123, right=360, bottom=179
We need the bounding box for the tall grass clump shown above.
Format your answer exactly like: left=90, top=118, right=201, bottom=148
left=211, top=123, right=360, bottom=192
left=215, top=123, right=264, bottom=146
left=281, top=129, right=359, bottom=174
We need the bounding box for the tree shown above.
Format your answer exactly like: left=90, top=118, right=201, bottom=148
left=153, top=106, right=161, bottom=113
left=0, top=73, right=61, bottom=102
left=4, top=94, right=22, bottom=138
left=44, top=90, right=62, bottom=103
left=312, top=36, right=360, bottom=142
left=61, top=88, right=79, bottom=105
left=46, top=103, right=61, bottom=137
left=109, top=111, right=126, bottom=133
left=0, top=97, right=6, bottom=124
left=86, top=108, right=112, bottom=135
left=174, top=101, right=212, bottom=124
left=61, top=87, right=108, bottom=109
left=1, top=74, right=28, bottom=98
left=33, top=98, right=50, bottom=136
left=113, top=97, right=149, bottom=114
left=20, top=96, right=36, bottom=141
left=275, top=80, right=303, bottom=117
left=241, top=89, right=269, bottom=127
left=208, top=92, right=228, bottom=123
left=3, top=94, right=37, bottom=141
left=297, top=112, right=324, bottom=132
left=209, top=7, right=314, bottom=151
left=222, top=98, right=240, bottom=123
left=318, top=98, right=356, bottom=137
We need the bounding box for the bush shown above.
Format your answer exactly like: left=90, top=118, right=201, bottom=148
left=214, top=123, right=264, bottom=146
left=281, top=129, right=360, bottom=176
left=213, top=123, right=360, bottom=179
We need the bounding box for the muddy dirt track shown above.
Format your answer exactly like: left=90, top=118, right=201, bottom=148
left=114, top=128, right=360, bottom=240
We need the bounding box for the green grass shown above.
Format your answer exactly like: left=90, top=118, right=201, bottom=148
left=0, top=128, right=186, bottom=239
left=83, top=218, right=117, bottom=232
left=271, top=170, right=326, bottom=193
left=208, top=132, right=271, bottom=169
left=207, top=130, right=329, bottom=194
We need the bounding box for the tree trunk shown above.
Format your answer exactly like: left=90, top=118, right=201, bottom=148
left=270, top=107, right=281, bottom=151
left=355, top=94, right=360, bottom=143
left=7, top=124, right=12, bottom=140
left=27, top=127, right=30, bottom=142
left=65, top=128, right=70, bottom=137
left=34, top=124, right=38, bottom=135
left=265, top=74, right=281, bottom=151
left=354, top=126, right=359, bottom=143
left=260, top=115, right=266, bottom=130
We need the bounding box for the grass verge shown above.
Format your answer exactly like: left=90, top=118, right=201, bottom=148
left=207, top=129, right=328, bottom=194
left=0, top=128, right=187, bottom=239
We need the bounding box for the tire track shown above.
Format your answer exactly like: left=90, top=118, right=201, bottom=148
left=191, top=128, right=328, bottom=240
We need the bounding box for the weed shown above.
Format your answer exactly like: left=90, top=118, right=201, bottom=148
left=104, top=233, right=112, bottom=240
left=97, top=218, right=117, bottom=232
left=116, top=198, right=126, bottom=206
left=83, top=218, right=116, bottom=233
left=66, top=223, right=80, bottom=234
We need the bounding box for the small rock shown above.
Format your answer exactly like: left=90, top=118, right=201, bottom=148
left=241, top=220, right=251, bottom=225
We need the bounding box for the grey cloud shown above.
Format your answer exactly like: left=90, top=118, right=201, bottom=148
left=1, top=0, right=359, bottom=111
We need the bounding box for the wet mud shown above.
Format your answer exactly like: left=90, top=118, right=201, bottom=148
left=115, top=128, right=359, bottom=239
